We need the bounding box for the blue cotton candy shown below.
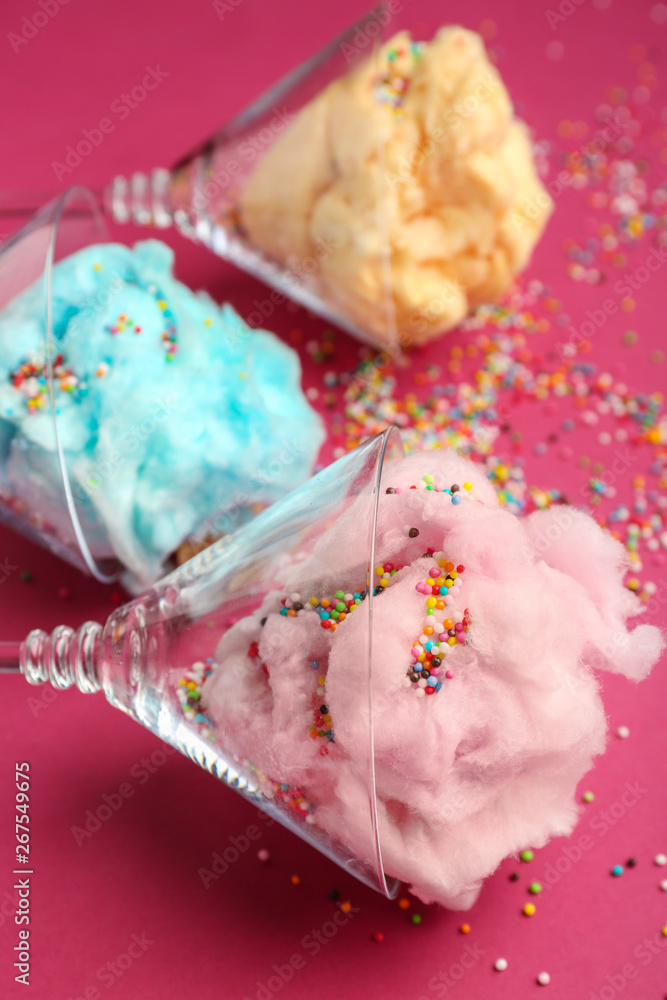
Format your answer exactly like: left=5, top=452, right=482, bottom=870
left=0, top=240, right=324, bottom=589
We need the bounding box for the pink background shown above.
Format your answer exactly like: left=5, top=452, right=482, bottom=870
left=1, top=0, right=666, bottom=997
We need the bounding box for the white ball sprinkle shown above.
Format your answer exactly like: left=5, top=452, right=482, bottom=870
left=655, top=853, right=667, bottom=866
left=537, top=972, right=551, bottom=986
left=660, top=880, right=667, bottom=891
left=494, top=958, right=508, bottom=972
left=257, top=848, right=270, bottom=862
left=616, top=725, right=630, bottom=739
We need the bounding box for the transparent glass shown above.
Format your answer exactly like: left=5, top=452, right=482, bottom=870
left=105, top=7, right=397, bottom=349
left=0, top=186, right=120, bottom=582
left=0, top=7, right=397, bottom=349
left=7, top=428, right=404, bottom=896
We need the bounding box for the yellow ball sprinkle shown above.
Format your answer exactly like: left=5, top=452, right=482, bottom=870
left=426, top=597, right=437, bottom=609
left=523, top=903, right=536, bottom=916
left=239, top=372, right=246, bottom=379
left=318, top=676, right=326, bottom=685
left=376, top=566, right=385, bottom=576
left=463, top=482, right=472, bottom=491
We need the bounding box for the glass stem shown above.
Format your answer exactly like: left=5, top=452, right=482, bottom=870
left=0, top=625, right=103, bottom=691
left=0, top=641, right=21, bottom=672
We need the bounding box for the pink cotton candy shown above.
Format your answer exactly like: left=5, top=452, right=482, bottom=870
left=202, top=450, right=664, bottom=909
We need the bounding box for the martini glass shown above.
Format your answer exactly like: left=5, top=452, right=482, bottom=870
left=0, top=427, right=404, bottom=897
left=1, top=6, right=397, bottom=350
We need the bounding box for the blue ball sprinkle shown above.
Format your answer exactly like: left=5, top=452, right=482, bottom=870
left=427, top=677, right=438, bottom=687
left=435, top=682, right=442, bottom=692
left=611, top=865, right=623, bottom=877
left=310, top=660, right=319, bottom=670
left=451, top=495, right=463, bottom=505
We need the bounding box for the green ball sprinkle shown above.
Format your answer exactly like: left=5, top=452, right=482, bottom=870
left=583, top=791, right=595, bottom=803
left=411, top=914, right=422, bottom=925
left=529, top=882, right=542, bottom=894
left=335, top=591, right=345, bottom=599
left=520, top=850, right=534, bottom=863
left=335, top=602, right=346, bottom=612
left=423, top=474, right=434, bottom=484
left=20, top=570, right=32, bottom=583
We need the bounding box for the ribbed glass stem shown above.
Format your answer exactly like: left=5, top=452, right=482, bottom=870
left=20, top=622, right=103, bottom=693
left=105, top=169, right=176, bottom=229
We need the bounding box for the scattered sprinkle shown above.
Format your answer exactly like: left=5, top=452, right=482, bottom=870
left=616, top=725, right=630, bottom=739
left=494, top=958, right=508, bottom=971
left=537, top=972, right=551, bottom=986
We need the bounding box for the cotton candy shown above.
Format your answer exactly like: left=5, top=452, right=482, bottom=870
left=202, top=450, right=664, bottom=908
left=0, top=240, right=324, bottom=589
